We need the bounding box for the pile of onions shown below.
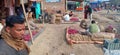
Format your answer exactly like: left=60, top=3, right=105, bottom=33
left=68, top=28, right=78, bottom=34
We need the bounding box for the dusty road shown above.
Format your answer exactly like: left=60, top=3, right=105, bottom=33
left=30, top=23, right=103, bottom=55
left=29, top=10, right=120, bottom=55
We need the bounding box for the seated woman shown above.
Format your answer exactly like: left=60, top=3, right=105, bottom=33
left=80, top=19, right=88, bottom=29
left=105, top=25, right=117, bottom=33
left=69, top=11, right=74, bottom=17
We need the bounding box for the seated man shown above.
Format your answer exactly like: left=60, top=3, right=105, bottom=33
left=63, top=13, right=70, bottom=21
left=55, top=10, right=62, bottom=24
left=88, top=20, right=100, bottom=33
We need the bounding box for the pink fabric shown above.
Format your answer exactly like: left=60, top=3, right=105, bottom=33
left=24, top=35, right=31, bottom=41
left=70, top=17, right=79, bottom=22
left=108, top=25, right=113, bottom=29
left=68, top=28, right=78, bottom=34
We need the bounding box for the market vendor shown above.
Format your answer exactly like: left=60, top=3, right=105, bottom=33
left=88, top=20, right=100, bottom=33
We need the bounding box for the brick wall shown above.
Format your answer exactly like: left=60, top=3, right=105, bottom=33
left=40, top=0, right=66, bottom=13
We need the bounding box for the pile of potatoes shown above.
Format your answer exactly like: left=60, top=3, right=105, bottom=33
left=69, top=34, right=91, bottom=41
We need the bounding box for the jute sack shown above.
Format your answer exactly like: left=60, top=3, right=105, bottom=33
left=91, top=32, right=115, bottom=41
left=99, top=24, right=105, bottom=32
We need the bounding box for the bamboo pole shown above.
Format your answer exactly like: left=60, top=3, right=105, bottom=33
left=41, top=1, right=44, bottom=24
left=21, top=0, right=33, bottom=44
left=83, top=0, right=85, bottom=19
left=66, top=0, right=68, bottom=11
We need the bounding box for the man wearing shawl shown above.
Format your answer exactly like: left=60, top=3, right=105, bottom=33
left=0, top=15, right=30, bottom=55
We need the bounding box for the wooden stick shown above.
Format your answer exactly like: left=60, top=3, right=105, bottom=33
left=66, top=0, right=67, bottom=11
left=21, top=0, right=33, bottom=44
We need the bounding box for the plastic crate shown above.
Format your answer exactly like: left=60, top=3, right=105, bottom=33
left=103, top=38, right=120, bottom=50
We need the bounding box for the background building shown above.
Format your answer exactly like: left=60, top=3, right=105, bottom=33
left=40, top=0, right=66, bottom=13
left=109, top=0, right=120, bottom=5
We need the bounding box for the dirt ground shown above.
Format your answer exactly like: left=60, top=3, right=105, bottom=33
left=29, top=10, right=119, bottom=55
